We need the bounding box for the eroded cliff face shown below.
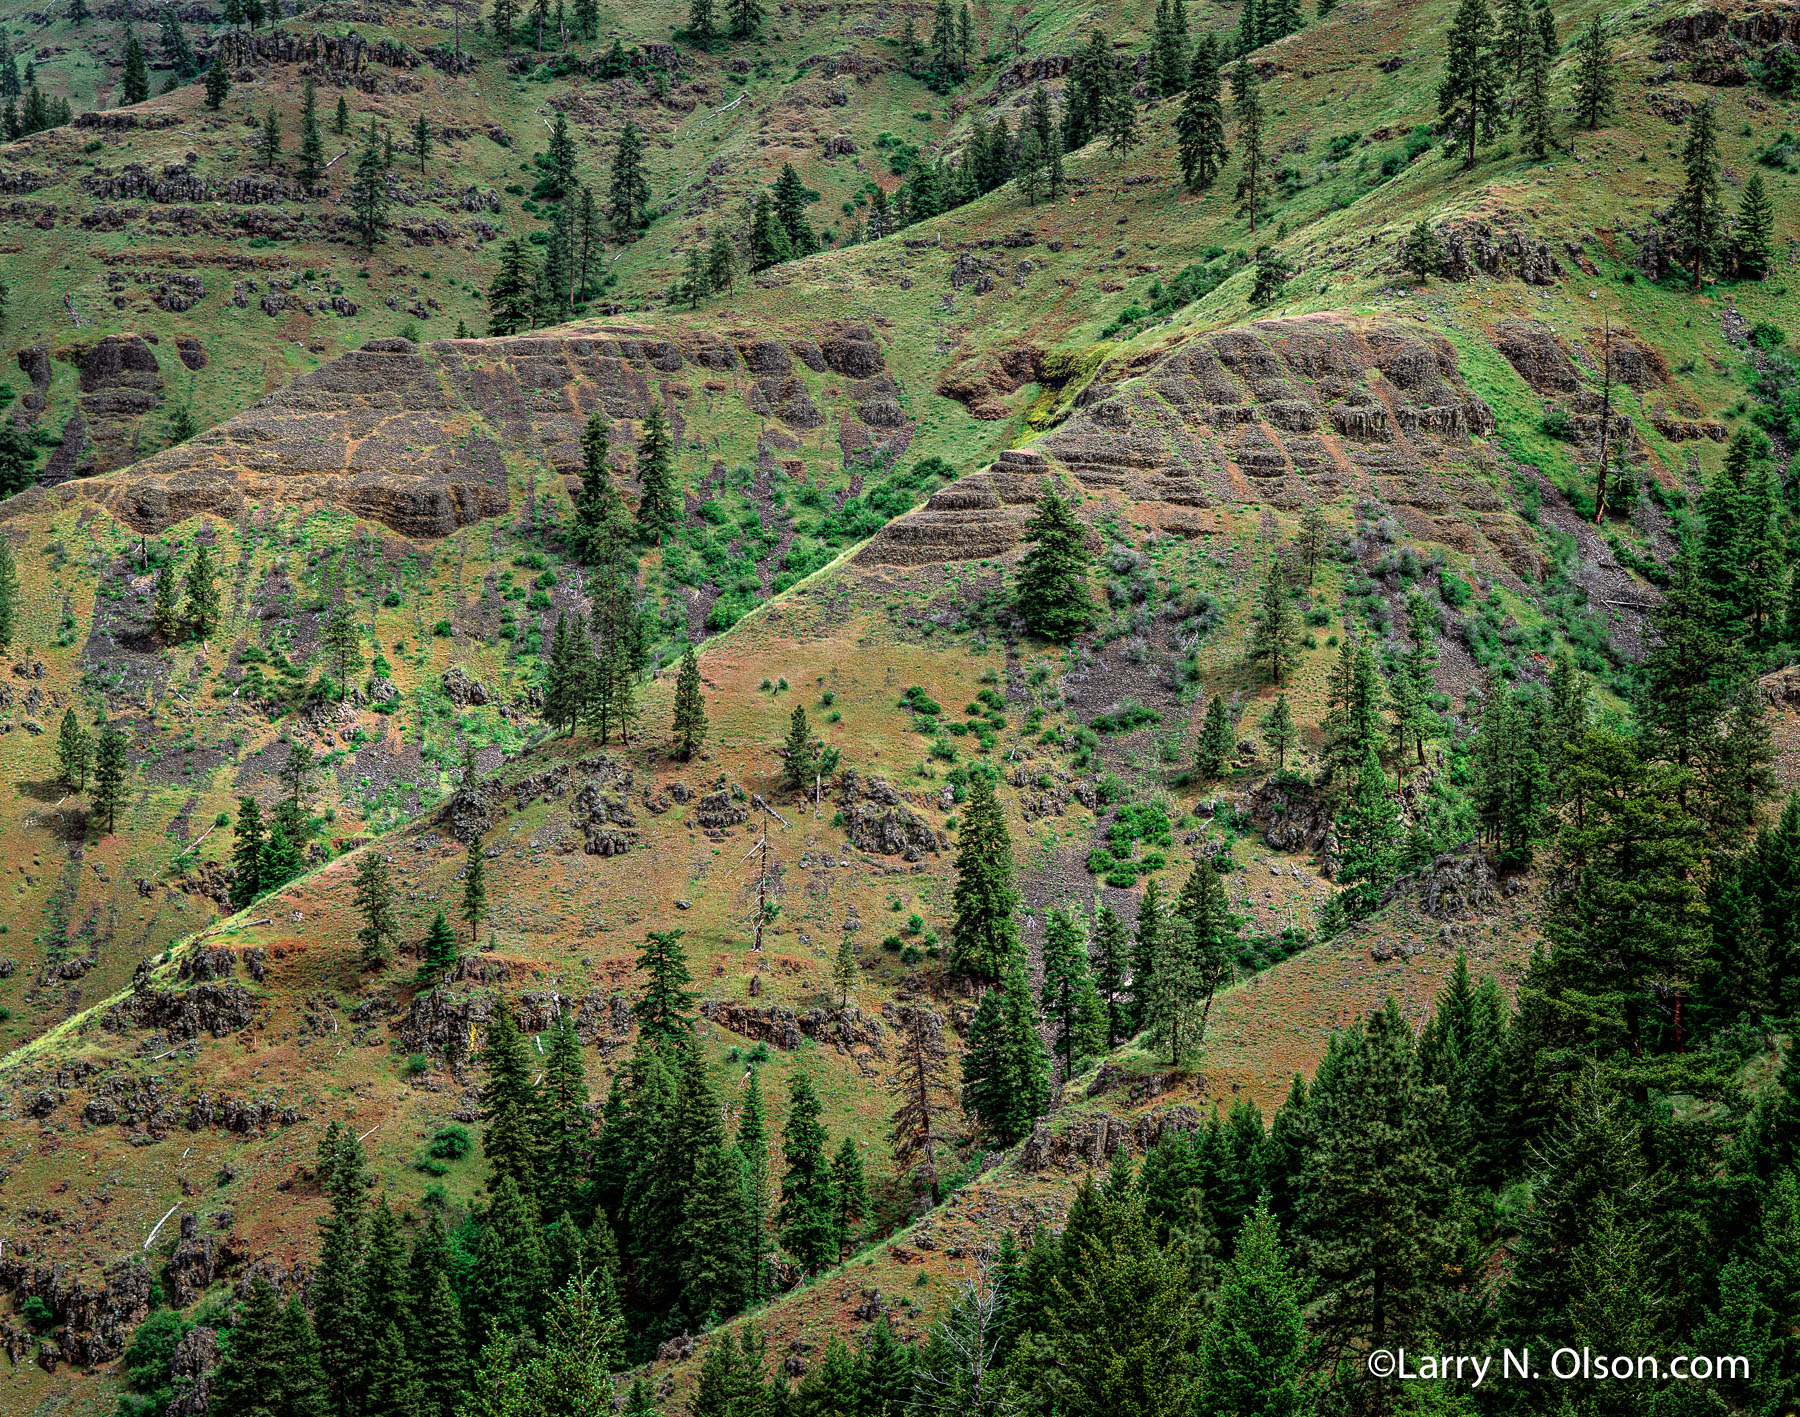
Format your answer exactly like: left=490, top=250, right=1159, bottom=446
left=858, top=315, right=1531, bottom=574
left=2, top=320, right=904, bottom=537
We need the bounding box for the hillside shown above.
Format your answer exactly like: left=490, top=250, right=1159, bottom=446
left=0, top=0, right=1797, bottom=1408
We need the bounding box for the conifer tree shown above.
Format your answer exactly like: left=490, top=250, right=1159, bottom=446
left=259, top=819, right=303, bottom=892
left=782, top=703, right=820, bottom=793
left=1014, top=483, right=1093, bottom=640
left=333, top=94, right=349, bottom=133
left=1334, top=746, right=1400, bottom=918
left=1736, top=171, right=1775, bottom=280
left=1089, top=904, right=1131, bottom=1048
left=1177, top=36, right=1228, bottom=190
left=633, top=397, right=678, bottom=541
left=209, top=1279, right=331, bottom=1417
left=311, top=1130, right=370, bottom=1417
left=55, top=709, right=92, bottom=793
left=488, top=239, right=539, bottom=335
left=1250, top=560, right=1300, bottom=683
left=185, top=542, right=221, bottom=638
left=204, top=62, right=230, bottom=110
left=536, top=1012, right=591, bottom=1218
left=297, top=78, right=324, bottom=190
left=352, top=852, right=398, bottom=968
left=667, top=644, right=708, bottom=763
left=231, top=796, right=265, bottom=908
left=1261, top=693, right=1295, bottom=770
left=148, top=555, right=182, bottom=642
left=1496, top=0, right=1534, bottom=97
left=608, top=120, right=650, bottom=237
left=1299, top=1000, right=1451, bottom=1364
left=1438, top=0, right=1504, bottom=168
left=461, top=841, right=487, bottom=940
left=679, top=1140, right=750, bottom=1325
left=1131, top=875, right=1167, bottom=1032
left=831, top=1135, right=868, bottom=1249
left=636, top=928, right=693, bottom=1044
left=736, top=1068, right=770, bottom=1301
left=1178, top=857, right=1235, bottom=1041
left=260, top=106, right=283, bottom=169
left=349, top=123, right=390, bottom=250
left=480, top=1007, right=540, bottom=1197
left=320, top=605, right=361, bottom=698
left=121, top=28, right=150, bottom=104
left=91, top=720, right=128, bottom=834
left=960, top=962, right=1049, bottom=1142
left=949, top=772, right=1020, bottom=985
left=1571, top=14, right=1614, bottom=129
left=890, top=1005, right=952, bottom=1205
left=1195, top=693, right=1234, bottom=778
left=1041, top=910, right=1105, bottom=1084
left=1678, top=101, right=1725, bottom=288
left=773, top=163, right=818, bottom=254
left=832, top=923, right=858, bottom=1008
left=0, top=536, right=15, bottom=653
left=468, top=1176, right=549, bottom=1350
left=1103, top=83, right=1140, bottom=157
left=420, top=910, right=457, bottom=976
left=1232, top=62, right=1268, bottom=230
left=778, top=1072, right=838, bottom=1271
left=1517, top=26, right=1553, bottom=160
left=1199, top=1196, right=1312, bottom=1416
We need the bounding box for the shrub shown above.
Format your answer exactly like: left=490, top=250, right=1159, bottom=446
left=427, top=1124, right=472, bottom=1160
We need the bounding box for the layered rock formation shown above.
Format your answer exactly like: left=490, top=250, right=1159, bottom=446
left=2, top=320, right=905, bottom=538
left=859, top=315, right=1524, bottom=571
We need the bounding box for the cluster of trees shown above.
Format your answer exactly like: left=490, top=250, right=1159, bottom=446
left=683, top=0, right=763, bottom=47
left=150, top=542, right=224, bottom=644
left=1676, top=101, right=1779, bottom=286
left=349, top=838, right=486, bottom=971
left=487, top=122, right=647, bottom=332
left=749, top=164, right=823, bottom=271
left=54, top=710, right=129, bottom=832
left=228, top=742, right=325, bottom=907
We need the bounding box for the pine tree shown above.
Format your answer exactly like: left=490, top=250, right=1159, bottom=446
left=678, top=1139, right=750, bottom=1325
left=229, top=797, right=265, bottom=909
left=608, top=120, right=650, bottom=237
left=1517, top=25, right=1553, bottom=159
left=1177, top=36, right=1228, bottom=190
left=209, top=1279, right=331, bottom=1417
left=259, top=106, right=283, bottom=169
left=480, top=1007, right=540, bottom=1197
left=831, top=1135, right=868, bottom=1250
left=349, top=124, right=391, bottom=251
left=539, top=111, right=578, bottom=200
left=671, top=645, right=707, bottom=760
left=204, top=62, right=230, bottom=109
left=55, top=709, right=92, bottom=792
left=185, top=542, right=221, bottom=638
left=636, top=928, right=693, bottom=1044
left=461, top=841, right=487, bottom=940
left=1131, top=875, right=1167, bottom=1033
left=1571, top=14, right=1614, bottom=128
left=890, top=1005, right=952, bottom=1205
left=949, top=772, right=1020, bottom=985
left=1334, top=745, right=1400, bottom=918
left=831, top=922, right=858, bottom=1008
left=1736, top=170, right=1776, bottom=279
left=351, top=852, right=398, bottom=968
left=633, top=396, right=677, bottom=541
left=1299, top=1000, right=1451, bottom=1364
left=91, top=720, right=128, bottom=834
left=1248, top=560, right=1300, bottom=683
left=733, top=1068, right=770, bottom=1303
left=420, top=910, right=457, bottom=976
left=960, top=962, right=1049, bottom=1142
left=1438, top=0, right=1504, bottom=168
left=1199, top=1196, right=1311, bottom=1417
left=1261, top=693, right=1295, bottom=770
left=0, top=537, right=16, bottom=653
left=1678, top=100, right=1725, bottom=288
left=536, top=1012, right=591, bottom=1218
left=778, top=1072, right=839, bottom=1271
left=297, top=78, right=324, bottom=189
left=121, top=28, right=150, bottom=104
left=1089, top=904, right=1131, bottom=1048
left=1195, top=693, right=1234, bottom=778
left=1232, top=62, right=1268, bottom=229
left=1046, top=1185, right=1201, bottom=1417
left=469, top=1176, right=549, bottom=1350
left=1103, top=84, right=1140, bottom=157
left=321, top=605, right=361, bottom=698
left=728, top=0, right=761, bottom=39
left=259, top=819, right=303, bottom=892
left=1014, top=484, right=1093, bottom=639
left=488, top=239, right=538, bottom=336
left=1041, top=910, right=1104, bottom=1084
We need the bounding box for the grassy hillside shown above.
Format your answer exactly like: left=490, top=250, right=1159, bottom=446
left=0, top=0, right=1795, bottom=1406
